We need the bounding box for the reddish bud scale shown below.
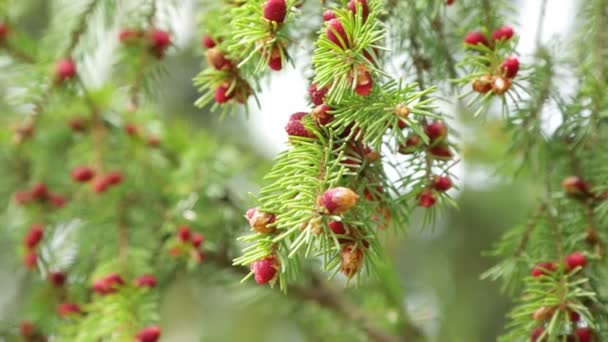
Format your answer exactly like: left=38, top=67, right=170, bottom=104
left=215, top=85, right=234, bottom=104
left=564, top=252, right=586, bottom=272
left=531, top=327, right=544, bottom=342
left=92, top=177, right=110, bottom=194
left=502, top=57, right=519, bottom=78
left=323, top=10, right=336, bottom=21
left=531, top=262, right=556, bottom=277
left=311, top=104, right=333, bottom=126
left=68, top=117, right=87, bottom=132
left=397, top=119, right=408, bottom=129
left=569, top=310, right=580, bottom=322
left=319, top=187, right=359, bottom=215
left=135, top=274, right=157, bottom=288
left=433, top=176, right=452, bottom=192
left=49, top=193, right=66, bottom=208
left=286, top=112, right=314, bottom=138
left=364, top=186, right=382, bottom=201
left=57, top=302, right=82, bottom=317
left=125, top=123, right=138, bottom=136
left=192, top=249, right=206, bottom=264
left=15, top=191, right=32, bottom=205
left=347, top=0, right=369, bottom=21
left=119, top=29, right=142, bottom=44
left=54, top=59, right=77, bottom=81
left=105, top=171, right=123, bottom=186
left=93, top=273, right=125, bottom=295
left=464, top=32, right=489, bottom=47
left=328, top=221, right=347, bottom=235
left=136, top=326, right=162, bottom=342
left=492, top=25, right=514, bottom=41
left=424, top=121, right=448, bottom=143
left=446, top=0, right=455, bottom=4
left=24, top=224, right=44, bottom=249
left=309, top=83, right=328, bottom=106
left=0, top=23, right=9, bottom=41
left=71, top=166, right=95, bottom=182
left=149, top=29, right=171, bottom=55
left=191, top=233, right=205, bottom=247
left=418, top=190, right=436, bottom=208
left=49, top=271, right=67, bottom=287
left=23, top=252, right=37, bottom=269
left=31, top=183, right=49, bottom=201
left=267, top=45, right=283, bottom=71
left=355, top=80, right=373, bottom=96
left=201, top=35, right=216, bottom=49
left=253, top=257, right=278, bottom=284
left=326, top=19, right=349, bottom=49
left=428, top=145, right=453, bottom=160
left=268, top=56, right=282, bottom=71
left=206, top=48, right=233, bottom=71
left=147, top=136, right=161, bottom=147
left=561, top=176, right=589, bottom=197
left=573, top=328, right=593, bottom=342
left=398, top=135, right=422, bottom=154
left=263, top=0, right=287, bottom=24
left=20, top=320, right=34, bottom=338
left=178, top=226, right=191, bottom=242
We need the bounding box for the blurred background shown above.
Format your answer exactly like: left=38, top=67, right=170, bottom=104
left=0, top=0, right=576, bottom=341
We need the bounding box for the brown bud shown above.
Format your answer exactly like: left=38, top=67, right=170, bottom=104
left=492, top=76, right=512, bottom=95
left=340, top=244, right=364, bottom=278
left=585, top=227, right=599, bottom=245
left=246, top=208, right=276, bottom=234
left=319, top=187, right=359, bottom=215
left=394, top=104, right=410, bottom=118
left=472, top=74, right=494, bottom=93
left=532, top=306, right=556, bottom=321
left=561, top=176, right=590, bottom=198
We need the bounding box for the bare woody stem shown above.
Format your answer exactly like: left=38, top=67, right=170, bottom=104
left=206, top=251, right=414, bottom=342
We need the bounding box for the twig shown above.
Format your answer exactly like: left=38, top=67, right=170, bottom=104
left=3, top=43, right=36, bottom=64
left=62, top=0, right=98, bottom=56
left=76, top=77, right=106, bottom=171
left=480, top=0, right=493, bottom=31
left=431, top=16, right=458, bottom=79
left=513, top=203, right=546, bottom=258
left=146, top=0, right=157, bottom=27
left=206, top=252, right=407, bottom=342
left=535, top=0, right=548, bottom=47
left=291, top=273, right=402, bottom=342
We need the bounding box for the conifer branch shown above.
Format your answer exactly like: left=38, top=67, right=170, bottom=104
left=210, top=250, right=416, bottom=342
left=535, top=0, right=548, bottom=46
left=3, top=42, right=35, bottom=64
left=62, top=0, right=99, bottom=57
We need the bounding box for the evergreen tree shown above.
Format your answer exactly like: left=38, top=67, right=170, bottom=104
left=1, top=0, right=606, bottom=341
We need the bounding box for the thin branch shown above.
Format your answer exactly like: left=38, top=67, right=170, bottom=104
left=62, top=0, right=98, bottom=57
left=480, top=0, right=493, bottom=31
left=207, top=251, right=407, bottom=342
left=146, top=0, right=157, bottom=27
left=513, top=203, right=546, bottom=258
left=431, top=15, right=458, bottom=80
left=535, top=0, right=548, bottom=47
left=76, top=77, right=106, bottom=171
left=3, top=43, right=36, bottom=64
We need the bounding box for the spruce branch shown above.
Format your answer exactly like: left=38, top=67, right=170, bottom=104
left=211, top=249, right=416, bottom=342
